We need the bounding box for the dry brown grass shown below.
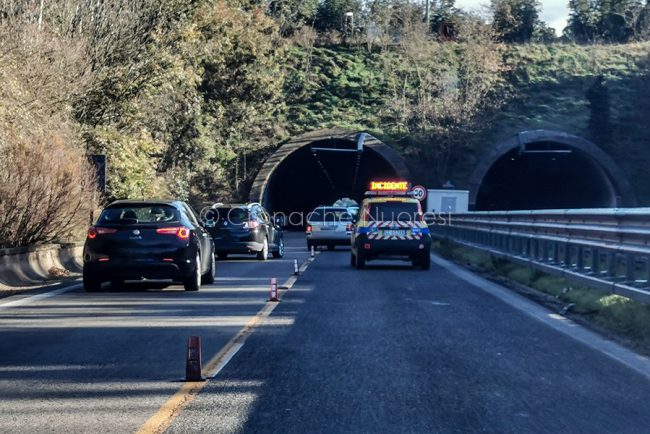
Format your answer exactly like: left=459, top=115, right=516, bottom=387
left=0, top=23, right=96, bottom=247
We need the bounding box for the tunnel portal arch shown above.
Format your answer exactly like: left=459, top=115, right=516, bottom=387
left=469, top=130, right=636, bottom=211
left=250, top=129, right=410, bottom=216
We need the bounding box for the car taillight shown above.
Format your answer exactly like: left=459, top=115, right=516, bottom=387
left=244, top=220, right=259, bottom=230
left=346, top=224, right=353, bottom=232
left=87, top=227, right=117, bottom=239
left=306, top=225, right=312, bottom=233
left=156, top=226, right=191, bottom=240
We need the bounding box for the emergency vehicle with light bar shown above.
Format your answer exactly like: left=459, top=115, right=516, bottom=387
left=350, top=181, right=431, bottom=269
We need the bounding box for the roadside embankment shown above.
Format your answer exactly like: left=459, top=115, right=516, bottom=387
left=0, top=244, right=82, bottom=295
left=432, top=239, right=650, bottom=356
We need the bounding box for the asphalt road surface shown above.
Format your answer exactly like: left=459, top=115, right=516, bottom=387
left=1, top=233, right=649, bottom=433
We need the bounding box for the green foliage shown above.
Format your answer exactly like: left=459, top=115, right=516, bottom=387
left=315, top=0, right=363, bottom=32
left=490, top=0, right=542, bottom=43
left=84, top=126, right=168, bottom=200
left=566, top=0, right=649, bottom=43
left=72, top=0, right=288, bottom=204
left=268, top=0, right=320, bottom=35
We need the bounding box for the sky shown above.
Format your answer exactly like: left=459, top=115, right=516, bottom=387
left=454, top=0, right=570, bottom=33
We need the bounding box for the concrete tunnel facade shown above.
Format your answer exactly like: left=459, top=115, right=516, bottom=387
left=250, top=128, right=636, bottom=216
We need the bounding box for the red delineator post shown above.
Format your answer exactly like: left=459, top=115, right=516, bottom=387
left=269, top=277, right=279, bottom=302
left=186, top=336, right=203, bottom=381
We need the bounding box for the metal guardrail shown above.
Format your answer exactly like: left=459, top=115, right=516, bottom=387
left=429, top=208, right=650, bottom=304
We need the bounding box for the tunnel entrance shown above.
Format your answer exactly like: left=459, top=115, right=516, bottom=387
left=250, top=130, right=410, bottom=219
left=470, top=130, right=635, bottom=211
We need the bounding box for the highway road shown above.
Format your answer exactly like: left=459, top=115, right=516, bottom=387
left=1, top=233, right=649, bottom=433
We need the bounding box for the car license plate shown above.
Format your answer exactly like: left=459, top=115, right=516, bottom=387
left=382, top=230, right=406, bottom=237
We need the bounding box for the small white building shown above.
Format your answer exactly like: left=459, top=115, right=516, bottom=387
left=426, top=189, right=469, bottom=214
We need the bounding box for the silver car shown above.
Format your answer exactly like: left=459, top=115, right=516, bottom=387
left=306, top=206, right=354, bottom=251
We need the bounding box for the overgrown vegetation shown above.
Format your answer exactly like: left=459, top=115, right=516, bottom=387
left=0, top=0, right=649, bottom=248
left=433, top=239, right=650, bottom=354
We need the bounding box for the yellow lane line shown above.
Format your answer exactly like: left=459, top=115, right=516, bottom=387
left=136, top=256, right=316, bottom=434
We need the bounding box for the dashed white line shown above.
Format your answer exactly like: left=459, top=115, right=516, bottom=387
left=0, top=283, right=81, bottom=310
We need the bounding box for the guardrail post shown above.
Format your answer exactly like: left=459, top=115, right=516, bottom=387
left=606, top=252, right=616, bottom=278
left=563, top=243, right=571, bottom=268
left=626, top=254, right=636, bottom=284
left=590, top=248, right=599, bottom=275
left=551, top=241, right=558, bottom=263
left=576, top=246, right=584, bottom=271
left=540, top=240, right=549, bottom=262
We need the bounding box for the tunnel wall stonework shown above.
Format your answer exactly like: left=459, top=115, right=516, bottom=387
left=249, top=129, right=411, bottom=205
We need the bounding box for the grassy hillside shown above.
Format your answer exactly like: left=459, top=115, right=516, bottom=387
left=285, top=42, right=650, bottom=203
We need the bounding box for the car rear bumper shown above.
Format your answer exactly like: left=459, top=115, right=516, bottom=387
left=214, top=240, right=264, bottom=254
left=307, top=237, right=351, bottom=246
left=354, top=236, right=431, bottom=258
left=83, top=259, right=193, bottom=282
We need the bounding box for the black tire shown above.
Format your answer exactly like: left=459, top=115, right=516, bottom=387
left=183, top=253, right=201, bottom=292
left=257, top=238, right=269, bottom=261
left=307, top=240, right=313, bottom=251
left=202, top=252, right=215, bottom=284
left=355, top=250, right=366, bottom=269
left=327, top=244, right=335, bottom=251
left=413, top=252, right=431, bottom=270
left=217, top=252, right=228, bottom=260
left=420, top=252, right=431, bottom=270
left=110, top=280, right=125, bottom=291
left=272, top=237, right=285, bottom=259
left=350, top=252, right=356, bottom=267
left=83, top=271, right=102, bottom=292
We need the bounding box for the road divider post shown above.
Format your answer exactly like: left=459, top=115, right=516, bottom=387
left=185, top=336, right=204, bottom=381
left=310, top=245, right=315, bottom=258
left=269, top=277, right=279, bottom=302
left=294, top=259, right=299, bottom=275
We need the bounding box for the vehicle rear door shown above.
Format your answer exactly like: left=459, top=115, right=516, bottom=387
left=207, top=207, right=250, bottom=242
left=369, top=201, right=421, bottom=240
left=92, top=205, right=184, bottom=260
left=308, top=207, right=328, bottom=240
left=261, top=208, right=279, bottom=248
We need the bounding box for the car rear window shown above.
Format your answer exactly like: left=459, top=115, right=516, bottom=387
left=308, top=208, right=353, bottom=223
left=99, top=205, right=180, bottom=225
left=368, top=202, right=420, bottom=222
left=215, top=207, right=249, bottom=224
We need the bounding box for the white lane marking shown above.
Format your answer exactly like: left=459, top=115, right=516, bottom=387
left=215, top=277, right=271, bottom=281
left=430, top=252, right=650, bottom=382
left=405, top=297, right=450, bottom=306
left=280, top=276, right=298, bottom=290
left=0, top=283, right=81, bottom=310
left=207, top=343, right=244, bottom=379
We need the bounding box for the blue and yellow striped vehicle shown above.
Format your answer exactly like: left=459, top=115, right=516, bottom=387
left=350, top=182, right=431, bottom=270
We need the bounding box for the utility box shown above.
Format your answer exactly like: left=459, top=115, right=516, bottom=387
left=426, top=189, right=469, bottom=214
